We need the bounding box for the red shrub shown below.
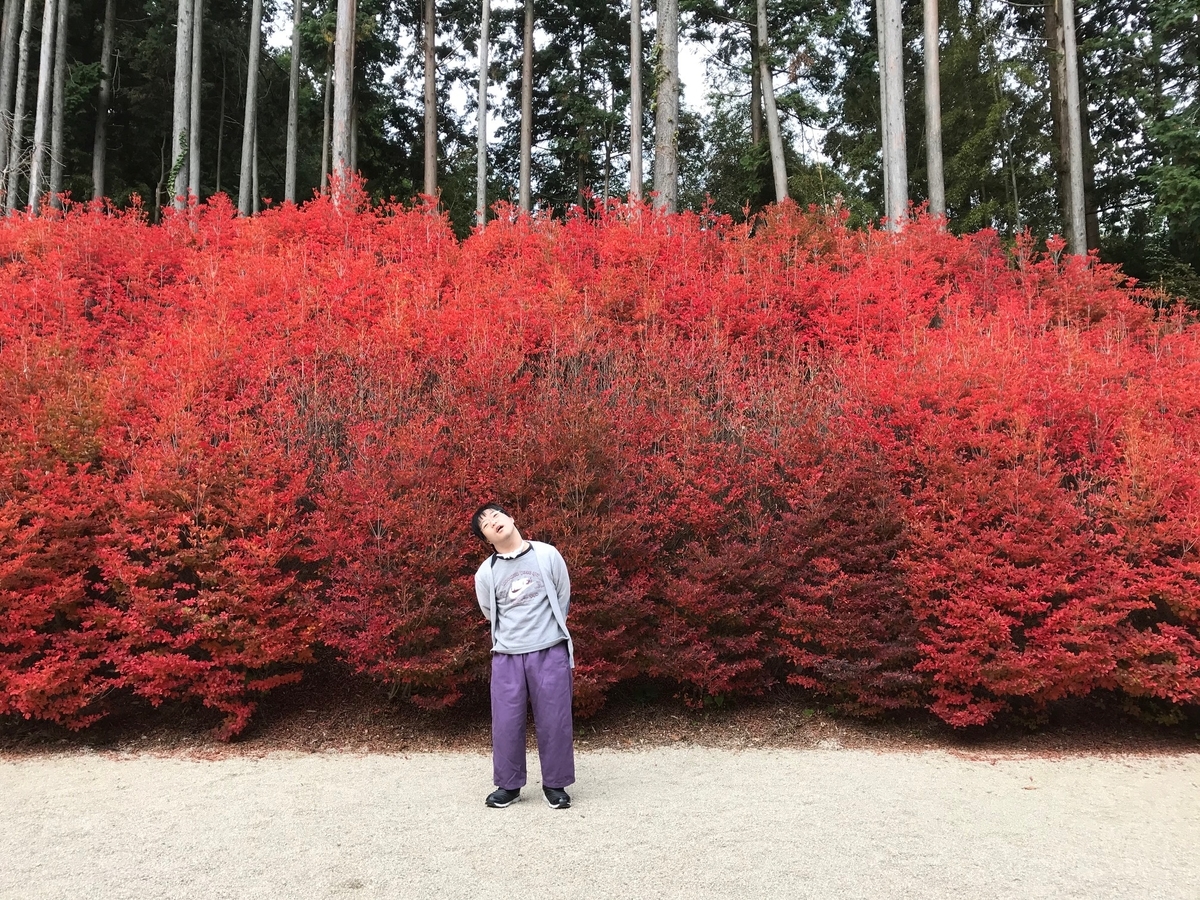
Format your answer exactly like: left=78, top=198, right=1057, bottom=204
left=1, top=195, right=1197, bottom=735
left=0, top=338, right=118, bottom=728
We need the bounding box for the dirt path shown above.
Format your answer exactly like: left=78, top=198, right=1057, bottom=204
left=2, top=746, right=1197, bottom=900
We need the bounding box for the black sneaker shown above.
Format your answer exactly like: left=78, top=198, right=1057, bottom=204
left=485, top=787, right=521, bottom=808
left=543, top=787, right=571, bottom=809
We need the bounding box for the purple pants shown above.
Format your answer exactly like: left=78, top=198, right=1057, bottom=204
left=491, top=642, right=575, bottom=790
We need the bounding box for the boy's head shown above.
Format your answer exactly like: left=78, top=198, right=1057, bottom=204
left=470, top=502, right=512, bottom=543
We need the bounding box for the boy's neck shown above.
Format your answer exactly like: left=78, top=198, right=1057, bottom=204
left=490, top=528, right=526, bottom=556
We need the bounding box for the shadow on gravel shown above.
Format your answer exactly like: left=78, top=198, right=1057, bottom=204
left=2, top=664, right=1197, bottom=758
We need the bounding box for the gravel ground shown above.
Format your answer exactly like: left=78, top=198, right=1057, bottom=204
left=2, top=746, right=1197, bottom=900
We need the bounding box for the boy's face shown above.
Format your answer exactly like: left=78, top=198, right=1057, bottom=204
left=477, top=508, right=516, bottom=545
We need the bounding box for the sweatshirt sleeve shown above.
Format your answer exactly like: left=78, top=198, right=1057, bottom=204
left=550, top=546, right=570, bottom=619
left=475, top=565, right=493, bottom=620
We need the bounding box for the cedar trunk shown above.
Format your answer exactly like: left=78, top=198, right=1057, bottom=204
left=923, top=0, right=944, bottom=219
left=285, top=0, right=301, bottom=202
left=475, top=0, right=488, bottom=225
left=331, top=0, right=355, bottom=203
left=47, top=0, right=66, bottom=206
left=518, top=0, right=531, bottom=212
left=422, top=0, right=435, bottom=196
left=879, top=0, right=907, bottom=229
left=0, top=0, right=22, bottom=184
left=652, top=0, right=678, bottom=212
left=237, top=0, right=263, bottom=215
left=3, top=0, right=33, bottom=212
left=749, top=28, right=762, bottom=146
left=188, top=0, right=202, bottom=199
left=756, top=0, right=787, bottom=201
left=1058, top=0, right=1087, bottom=255
left=321, top=63, right=331, bottom=194
left=876, top=0, right=890, bottom=215
left=629, top=0, right=642, bottom=200
left=90, top=0, right=115, bottom=199
left=1045, top=0, right=1095, bottom=254
left=27, top=0, right=55, bottom=210
left=170, top=0, right=192, bottom=208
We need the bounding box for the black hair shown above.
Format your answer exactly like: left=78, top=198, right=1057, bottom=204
left=470, top=502, right=510, bottom=542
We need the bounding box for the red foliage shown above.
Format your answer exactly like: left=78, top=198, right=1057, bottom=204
left=0, top=346, right=115, bottom=727
left=1, top=193, right=1198, bottom=735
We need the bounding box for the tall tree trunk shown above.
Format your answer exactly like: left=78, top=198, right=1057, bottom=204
left=237, top=0, right=262, bottom=215
left=4, top=0, right=33, bottom=212
left=188, top=0, right=202, bottom=199
left=284, top=0, right=300, bottom=202
left=1045, top=0, right=1069, bottom=241
left=153, top=133, right=164, bottom=221
left=27, top=0, right=55, bottom=210
left=90, top=0, right=114, bottom=199
left=652, top=0, right=678, bottom=212
left=1046, top=0, right=1091, bottom=253
left=475, top=0, right=488, bottom=225
left=0, top=0, right=22, bottom=187
left=749, top=26, right=762, bottom=146
left=518, top=0, right=531, bottom=211
left=320, top=62, right=331, bottom=193
left=629, top=0, right=641, bottom=200
left=1060, top=0, right=1089, bottom=254
left=923, top=0, right=944, bottom=219
left=349, top=96, right=357, bottom=172
left=171, top=0, right=192, bottom=208
left=756, top=0, right=787, bottom=201
left=331, top=0, right=355, bottom=204
left=422, top=0, right=435, bottom=196
left=603, top=93, right=612, bottom=204
left=574, top=22, right=586, bottom=204
left=876, top=0, right=890, bottom=215
left=576, top=122, right=586, bottom=204
left=1080, top=97, right=1099, bottom=251
left=215, top=55, right=224, bottom=192
left=47, top=0, right=66, bottom=207
left=878, top=0, right=907, bottom=229
left=251, top=117, right=258, bottom=213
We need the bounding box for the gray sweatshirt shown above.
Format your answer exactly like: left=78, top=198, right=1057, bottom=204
left=475, top=540, right=574, bottom=668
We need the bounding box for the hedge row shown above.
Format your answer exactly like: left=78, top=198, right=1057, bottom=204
left=1, top=191, right=1197, bottom=736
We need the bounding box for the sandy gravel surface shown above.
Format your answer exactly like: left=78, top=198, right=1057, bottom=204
left=1, top=746, right=1197, bottom=900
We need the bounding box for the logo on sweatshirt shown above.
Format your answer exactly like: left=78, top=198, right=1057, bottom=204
left=498, top=570, right=544, bottom=609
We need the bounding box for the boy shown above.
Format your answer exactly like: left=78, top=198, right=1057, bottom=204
left=470, top=502, right=575, bottom=809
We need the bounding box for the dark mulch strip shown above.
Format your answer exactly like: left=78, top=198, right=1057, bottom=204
left=2, top=667, right=1197, bottom=760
